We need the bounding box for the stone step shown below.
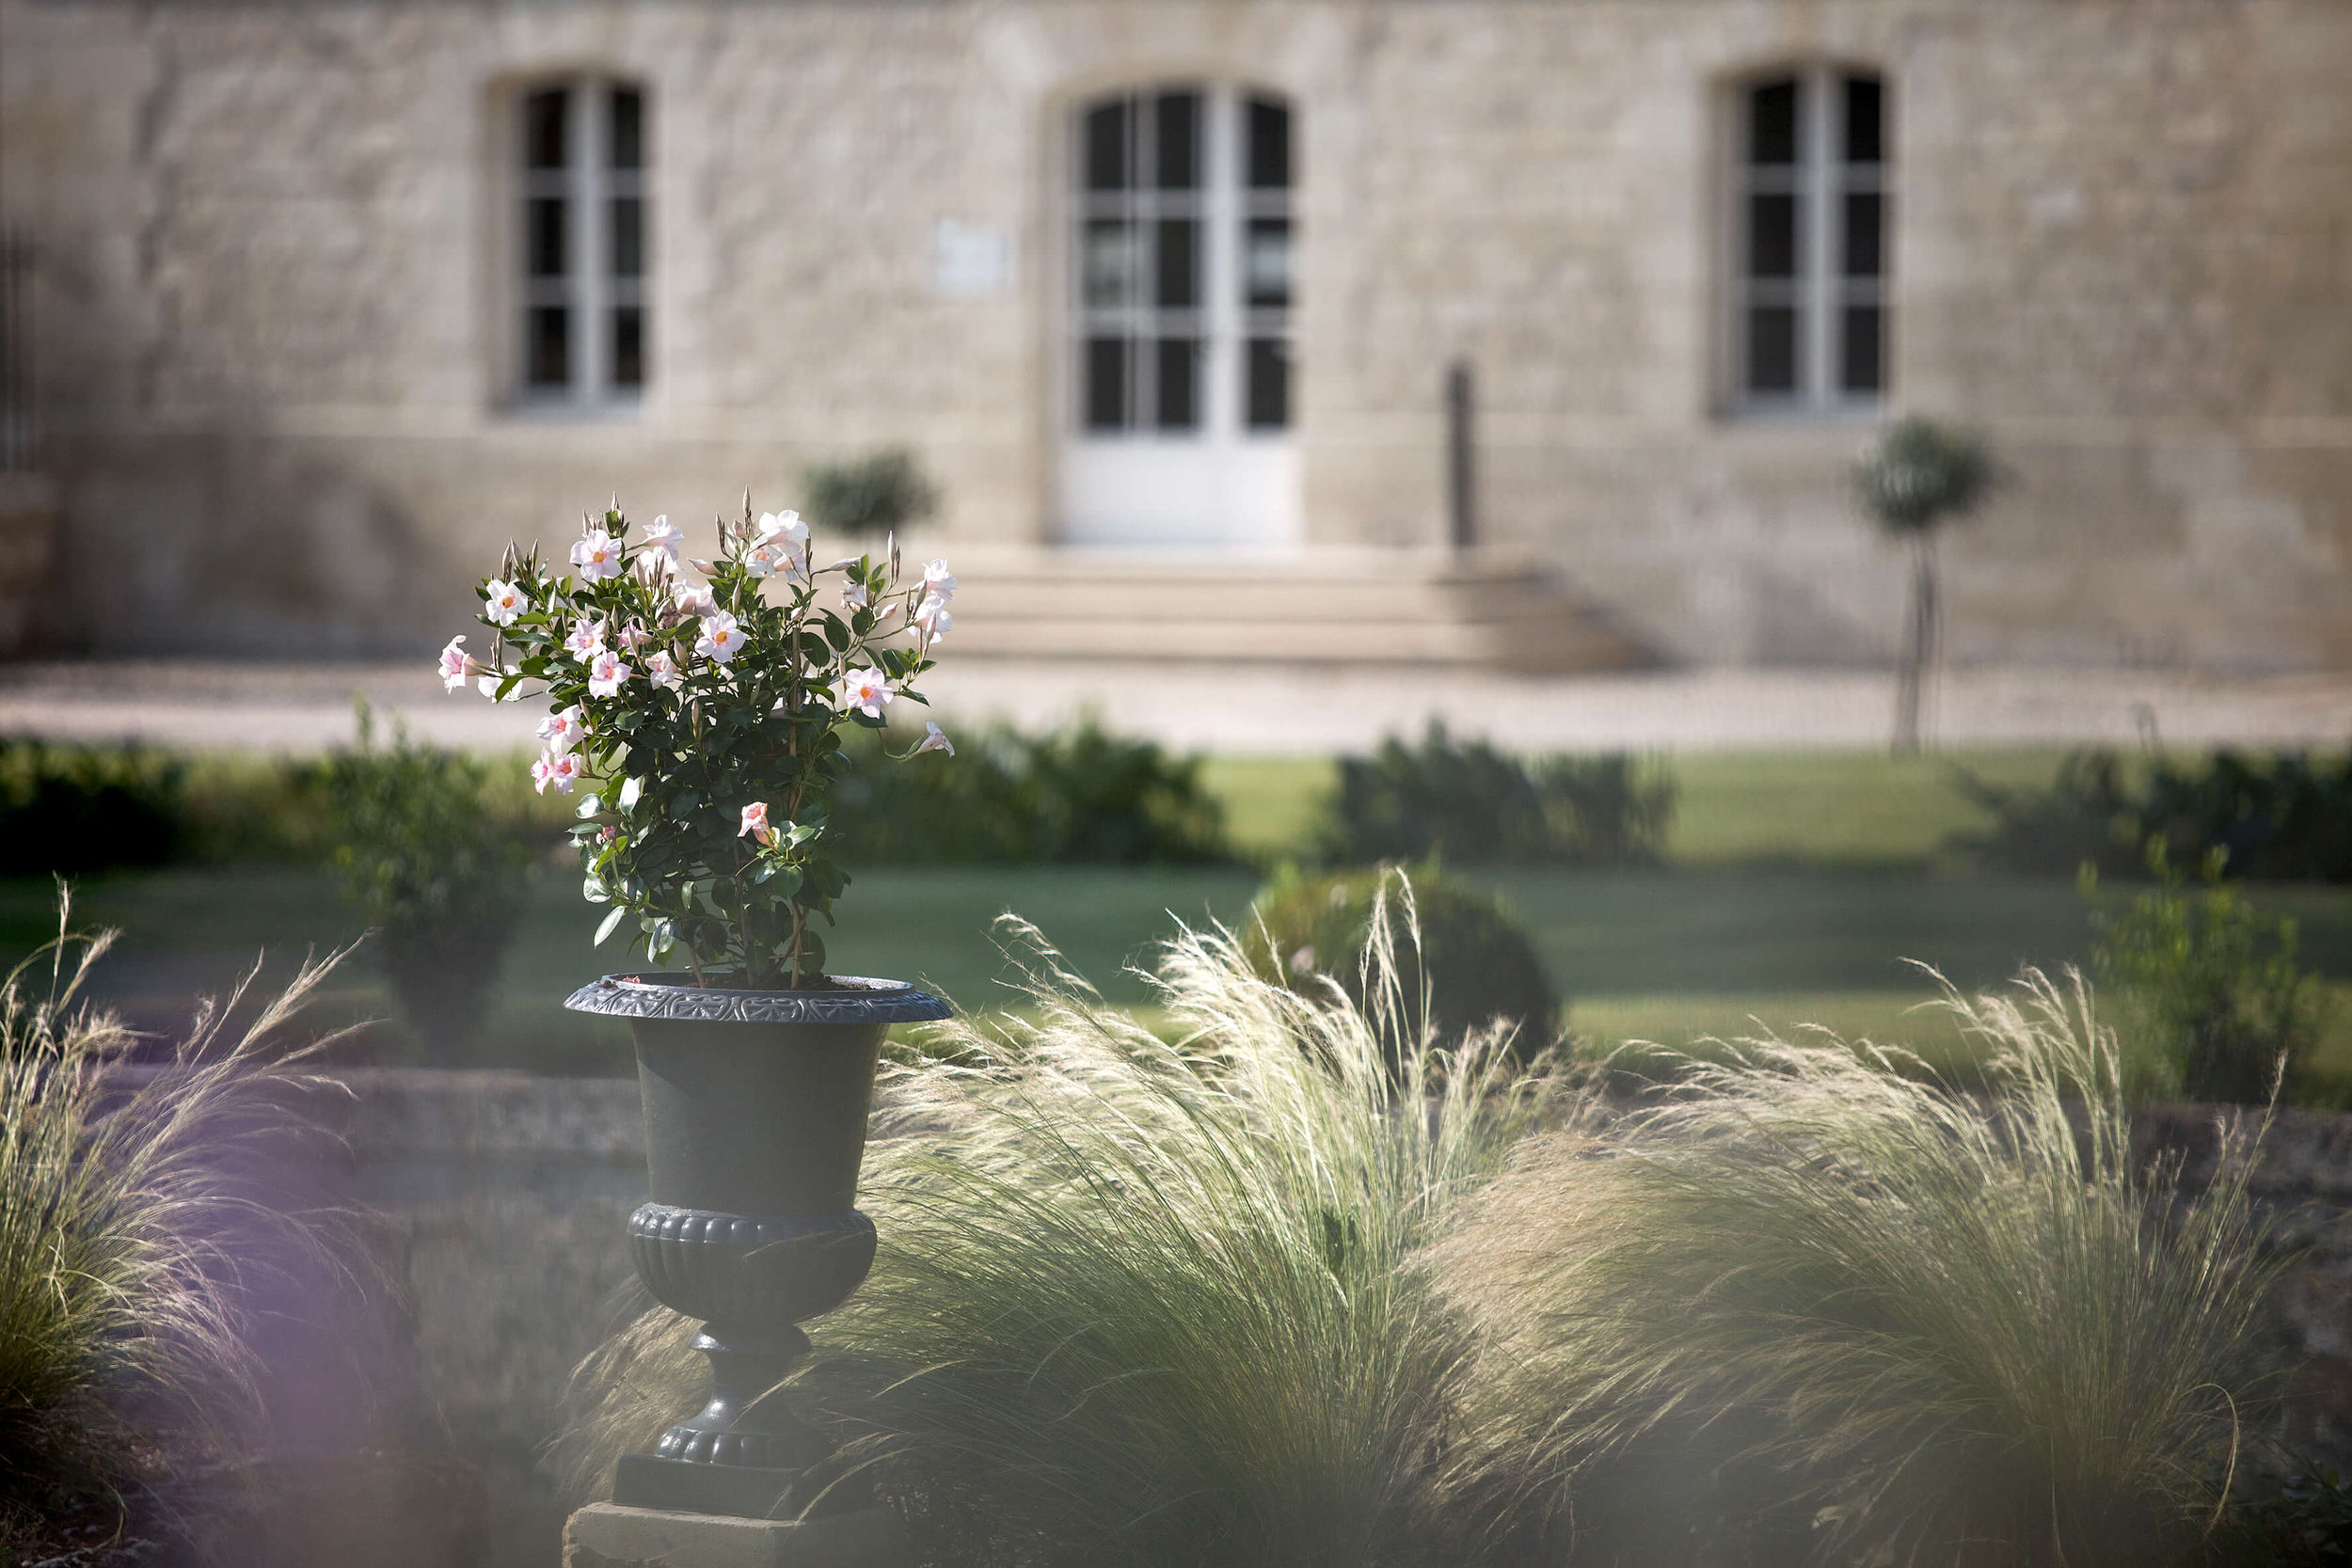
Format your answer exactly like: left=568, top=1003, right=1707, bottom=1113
left=929, top=547, right=1652, bottom=671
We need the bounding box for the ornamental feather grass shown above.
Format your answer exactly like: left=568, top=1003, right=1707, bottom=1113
left=0, top=895, right=362, bottom=1528
left=1438, top=968, right=2287, bottom=1568
left=564, top=878, right=1576, bottom=1567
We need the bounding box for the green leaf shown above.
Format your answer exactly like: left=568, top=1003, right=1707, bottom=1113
left=618, top=776, right=643, bottom=811
left=578, top=795, right=603, bottom=819
left=583, top=875, right=611, bottom=904
left=595, top=905, right=629, bottom=946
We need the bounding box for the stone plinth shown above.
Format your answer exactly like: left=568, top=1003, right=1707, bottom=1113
left=564, top=1503, right=908, bottom=1568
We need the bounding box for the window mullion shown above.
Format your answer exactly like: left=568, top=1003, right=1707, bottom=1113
left=1804, top=68, right=1836, bottom=407
left=579, top=82, right=610, bottom=401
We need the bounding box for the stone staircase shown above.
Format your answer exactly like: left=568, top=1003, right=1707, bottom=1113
left=933, top=547, right=1651, bottom=671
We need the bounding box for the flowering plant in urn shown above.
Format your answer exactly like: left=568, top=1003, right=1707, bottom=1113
left=437, top=496, right=955, bottom=990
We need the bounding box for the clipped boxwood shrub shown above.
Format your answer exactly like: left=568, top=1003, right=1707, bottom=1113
left=1322, top=721, right=1674, bottom=866
left=1250, top=863, right=1559, bottom=1055
left=827, top=717, right=1229, bottom=865
left=0, top=738, right=185, bottom=876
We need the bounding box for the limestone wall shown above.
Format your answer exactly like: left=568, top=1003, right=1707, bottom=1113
left=3, top=0, right=2346, bottom=667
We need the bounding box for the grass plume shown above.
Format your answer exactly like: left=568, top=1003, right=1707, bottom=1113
left=0, top=891, right=364, bottom=1531
left=1440, top=967, right=2288, bottom=1567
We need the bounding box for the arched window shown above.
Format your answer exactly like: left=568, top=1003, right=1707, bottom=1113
left=1061, top=85, right=1298, bottom=547
left=517, top=78, right=647, bottom=403
left=1731, top=67, right=1886, bottom=411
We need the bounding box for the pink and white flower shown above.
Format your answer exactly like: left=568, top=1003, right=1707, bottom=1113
left=746, top=510, right=810, bottom=579
left=588, top=648, right=630, bottom=698
left=841, top=577, right=870, bottom=611
left=754, top=510, right=807, bottom=550
left=672, top=579, right=718, bottom=619
left=912, top=720, right=954, bottom=757
left=831, top=665, right=892, bottom=719
left=437, top=636, right=479, bottom=693
left=483, top=578, right=527, bottom=626
left=564, top=617, right=607, bottom=664
left=644, top=649, right=682, bottom=690
left=913, top=594, right=951, bottom=643
left=536, top=705, right=585, bottom=753
left=739, top=800, right=774, bottom=846
left=695, top=610, right=745, bottom=664
left=570, top=531, right=626, bottom=583
left=531, top=752, right=584, bottom=795
left=921, top=559, right=957, bottom=603
left=640, top=515, right=685, bottom=563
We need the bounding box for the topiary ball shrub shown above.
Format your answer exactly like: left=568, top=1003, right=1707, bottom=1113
left=1251, top=864, right=1559, bottom=1059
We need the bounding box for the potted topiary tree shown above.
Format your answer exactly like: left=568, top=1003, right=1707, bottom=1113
left=438, top=498, right=960, bottom=1520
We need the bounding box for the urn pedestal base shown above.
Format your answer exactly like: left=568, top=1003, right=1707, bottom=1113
left=564, top=1501, right=909, bottom=1568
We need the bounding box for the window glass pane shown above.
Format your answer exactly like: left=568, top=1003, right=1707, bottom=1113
left=612, top=307, right=644, bottom=388
left=1246, top=338, right=1289, bottom=429
left=526, top=88, right=568, bottom=170
left=612, top=87, right=644, bottom=171
left=1083, top=221, right=1137, bottom=308
left=1840, top=305, right=1883, bottom=394
left=1746, top=193, right=1797, bottom=279
left=528, top=198, right=567, bottom=278
left=528, top=306, right=570, bottom=388
left=1084, top=336, right=1128, bottom=430
left=1154, top=93, right=1200, bottom=190
left=1153, top=337, right=1199, bottom=430
left=611, top=197, right=644, bottom=278
left=1084, top=102, right=1129, bottom=192
left=1245, top=218, right=1292, bottom=308
left=1844, top=75, right=1883, bottom=165
left=1153, top=219, right=1198, bottom=309
left=1247, top=98, right=1292, bottom=190
left=1748, top=78, right=1800, bottom=166
left=1745, top=306, right=1798, bottom=394
left=1842, top=191, right=1883, bottom=278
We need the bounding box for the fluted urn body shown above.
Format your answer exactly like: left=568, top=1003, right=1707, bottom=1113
left=566, top=973, right=950, bottom=1519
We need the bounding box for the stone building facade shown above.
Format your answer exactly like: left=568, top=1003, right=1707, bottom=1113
left=2, top=0, right=2347, bottom=667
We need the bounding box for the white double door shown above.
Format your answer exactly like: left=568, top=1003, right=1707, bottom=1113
left=1058, top=85, right=1298, bottom=550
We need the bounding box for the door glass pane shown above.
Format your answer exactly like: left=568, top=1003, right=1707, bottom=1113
left=1153, top=337, right=1199, bottom=430
left=1748, top=78, right=1801, bottom=166
left=1084, top=102, right=1130, bottom=191
left=1245, top=219, right=1292, bottom=308
left=1246, top=338, right=1289, bottom=429
left=1153, top=220, right=1199, bottom=309
left=1840, top=305, right=1883, bottom=394
left=1747, top=193, right=1797, bottom=279
left=528, top=306, right=570, bottom=388
left=526, top=88, right=568, bottom=169
left=612, top=307, right=644, bottom=388
left=611, top=87, right=644, bottom=170
left=1083, top=221, right=1137, bottom=308
left=528, top=198, right=567, bottom=278
left=612, top=197, right=644, bottom=278
left=1247, top=98, right=1292, bottom=190
left=1844, top=75, right=1883, bottom=165
left=1842, top=191, right=1883, bottom=278
left=1084, top=337, right=1128, bottom=430
left=1155, top=93, right=1200, bottom=190
left=1745, top=306, right=1798, bottom=394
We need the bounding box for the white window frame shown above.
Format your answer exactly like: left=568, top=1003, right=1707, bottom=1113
left=515, top=77, right=647, bottom=408
left=1727, top=64, right=1888, bottom=416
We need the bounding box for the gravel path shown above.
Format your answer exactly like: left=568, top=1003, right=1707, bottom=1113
left=0, top=658, right=2344, bottom=754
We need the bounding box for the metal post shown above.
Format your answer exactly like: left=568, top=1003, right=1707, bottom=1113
left=1445, top=359, right=1474, bottom=551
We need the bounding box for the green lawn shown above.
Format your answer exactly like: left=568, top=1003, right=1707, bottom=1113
left=9, top=744, right=2342, bottom=1085
left=1196, top=747, right=2088, bottom=870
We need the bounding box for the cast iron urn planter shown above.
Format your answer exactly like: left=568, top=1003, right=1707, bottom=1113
left=567, top=971, right=951, bottom=1519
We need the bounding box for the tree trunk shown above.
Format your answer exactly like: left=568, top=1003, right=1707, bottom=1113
left=1892, top=534, right=1940, bottom=754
